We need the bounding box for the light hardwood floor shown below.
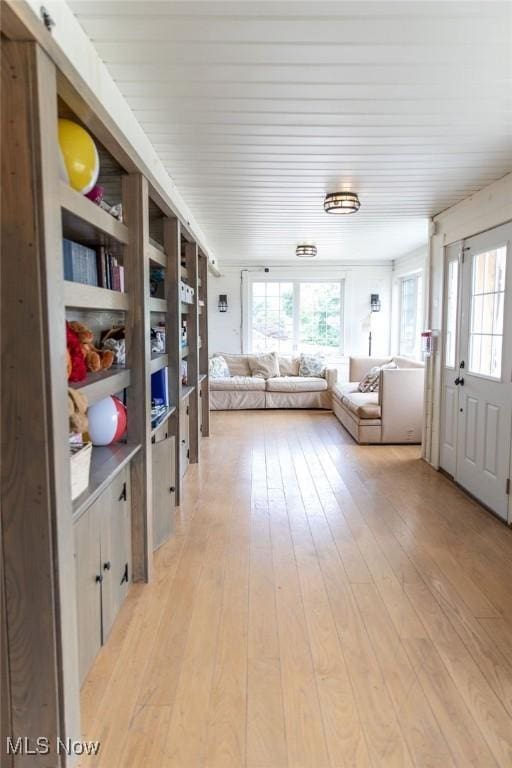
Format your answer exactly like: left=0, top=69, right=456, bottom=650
left=79, top=410, right=512, bottom=768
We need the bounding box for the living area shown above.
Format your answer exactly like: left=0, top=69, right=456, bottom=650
left=2, top=2, right=512, bottom=767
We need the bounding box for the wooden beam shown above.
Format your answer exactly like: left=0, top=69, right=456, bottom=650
left=198, top=252, right=210, bottom=438
left=1, top=40, right=80, bottom=764
left=122, top=173, right=152, bottom=583
left=164, top=219, right=182, bottom=505
left=185, top=242, right=200, bottom=463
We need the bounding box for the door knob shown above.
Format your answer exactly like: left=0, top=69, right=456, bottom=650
left=454, top=377, right=465, bottom=386
left=95, top=574, right=103, bottom=584
left=103, top=561, right=111, bottom=571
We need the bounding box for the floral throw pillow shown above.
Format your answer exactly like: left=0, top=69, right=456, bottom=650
left=209, top=355, right=230, bottom=378
left=299, top=353, right=326, bottom=378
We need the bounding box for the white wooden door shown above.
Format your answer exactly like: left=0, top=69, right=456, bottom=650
left=439, top=242, right=462, bottom=476
left=455, top=222, right=512, bottom=520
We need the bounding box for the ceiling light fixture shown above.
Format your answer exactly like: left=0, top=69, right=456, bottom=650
left=324, top=191, right=360, bottom=214
left=296, top=244, right=317, bottom=258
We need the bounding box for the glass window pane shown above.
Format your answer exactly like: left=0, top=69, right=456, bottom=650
left=299, top=282, right=341, bottom=357
left=400, top=275, right=420, bottom=357
left=468, top=245, right=507, bottom=379
left=445, top=260, right=458, bottom=368
left=491, top=335, right=503, bottom=379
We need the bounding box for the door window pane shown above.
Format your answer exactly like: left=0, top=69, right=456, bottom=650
left=299, top=282, right=341, bottom=357
left=445, top=259, right=459, bottom=368
left=468, top=246, right=507, bottom=378
left=251, top=282, right=294, bottom=354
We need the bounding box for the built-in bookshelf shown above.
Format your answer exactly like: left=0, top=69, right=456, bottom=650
left=2, top=21, right=212, bottom=756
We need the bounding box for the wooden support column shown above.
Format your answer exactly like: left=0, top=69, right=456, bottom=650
left=185, top=242, right=200, bottom=463
left=198, top=252, right=210, bottom=438
left=164, top=218, right=182, bottom=504
left=122, top=173, right=152, bottom=582
left=1, top=40, right=80, bottom=765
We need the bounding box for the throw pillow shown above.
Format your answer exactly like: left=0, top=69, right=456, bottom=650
left=248, top=352, right=280, bottom=379
left=278, top=355, right=300, bottom=376
left=215, top=352, right=251, bottom=377
left=299, top=353, right=326, bottom=377
left=358, top=361, right=397, bottom=392
left=209, top=355, right=230, bottom=378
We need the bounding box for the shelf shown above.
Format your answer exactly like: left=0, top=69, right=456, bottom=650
left=150, top=353, right=168, bottom=373
left=180, top=302, right=190, bottom=314
left=150, top=406, right=176, bottom=436
left=70, top=366, right=130, bottom=406
left=180, top=346, right=189, bottom=358
left=199, top=373, right=208, bottom=383
left=60, top=182, right=129, bottom=245
left=147, top=241, right=166, bottom=267
left=180, top=265, right=189, bottom=279
left=150, top=297, right=167, bottom=313
left=181, top=385, right=195, bottom=400
left=72, top=442, right=141, bottom=521
left=64, top=281, right=129, bottom=311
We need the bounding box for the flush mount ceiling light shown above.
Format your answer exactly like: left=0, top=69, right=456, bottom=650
left=296, top=244, right=317, bottom=258
left=324, top=191, right=360, bottom=214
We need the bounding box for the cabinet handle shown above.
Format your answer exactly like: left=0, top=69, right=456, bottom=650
left=169, top=486, right=175, bottom=493
left=103, top=561, right=111, bottom=571
left=95, top=574, right=103, bottom=584
left=151, top=435, right=156, bottom=444
left=118, top=482, right=127, bottom=502
left=181, top=438, right=186, bottom=444
left=120, top=563, right=129, bottom=585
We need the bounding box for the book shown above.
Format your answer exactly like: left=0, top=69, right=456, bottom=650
left=63, top=239, right=98, bottom=286
left=151, top=367, right=169, bottom=408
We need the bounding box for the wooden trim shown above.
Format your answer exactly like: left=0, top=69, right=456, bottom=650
left=149, top=297, right=167, bottom=313
left=1, top=40, right=80, bottom=761
left=164, top=218, right=182, bottom=504
left=146, top=241, right=166, bottom=267
left=71, top=367, right=131, bottom=406
left=198, top=251, right=210, bottom=437
left=185, top=242, right=200, bottom=464
left=64, top=281, right=129, bottom=311
left=60, top=182, right=130, bottom=244
left=150, top=353, right=169, bottom=374
left=122, top=173, right=153, bottom=583
left=72, top=443, right=141, bottom=521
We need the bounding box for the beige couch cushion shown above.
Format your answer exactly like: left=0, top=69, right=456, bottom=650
left=278, top=355, right=300, bottom=376
left=344, top=392, right=381, bottom=419
left=214, top=352, right=251, bottom=377
left=333, top=382, right=359, bottom=400
left=249, top=351, right=280, bottom=379
left=209, top=376, right=266, bottom=392
left=266, top=376, right=327, bottom=393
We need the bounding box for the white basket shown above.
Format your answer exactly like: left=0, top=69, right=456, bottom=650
left=70, top=442, right=92, bottom=500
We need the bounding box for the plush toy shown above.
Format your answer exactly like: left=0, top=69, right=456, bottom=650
left=66, top=322, right=87, bottom=382
left=68, top=388, right=89, bottom=434
left=69, top=320, right=115, bottom=373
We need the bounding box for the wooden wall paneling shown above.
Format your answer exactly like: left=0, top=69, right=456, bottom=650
left=122, top=174, right=152, bottom=582
left=164, top=218, right=183, bottom=505
left=198, top=252, right=210, bottom=438
left=185, top=242, right=200, bottom=463
left=1, top=521, right=13, bottom=767
left=1, top=40, right=81, bottom=763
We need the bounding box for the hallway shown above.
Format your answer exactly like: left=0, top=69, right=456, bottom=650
left=79, top=410, right=512, bottom=768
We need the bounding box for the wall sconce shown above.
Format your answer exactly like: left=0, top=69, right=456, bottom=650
left=218, top=294, right=228, bottom=313
left=370, top=293, right=381, bottom=312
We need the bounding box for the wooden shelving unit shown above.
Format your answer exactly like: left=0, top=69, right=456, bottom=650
left=1, top=17, right=212, bottom=755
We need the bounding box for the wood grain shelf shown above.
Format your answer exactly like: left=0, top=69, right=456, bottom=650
left=72, top=442, right=141, bottom=520
left=60, top=182, right=129, bottom=245
left=180, top=302, right=190, bottom=313
left=149, top=297, right=167, bottom=313
left=180, top=346, right=189, bottom=358
left=64, top=281, right=129, bottom=311
left=180, top=265, right=189, bottom=279
left=198, top=373, right=207, bottom=383
left=146, top=242, right=166, bottom=267
left=150, top=353, right=168, bottom=373
left=150, top=405, right=176, bottom=437
left=181, top=385, right=195, bottom=400
left=70, top=366, right=131, bottom=406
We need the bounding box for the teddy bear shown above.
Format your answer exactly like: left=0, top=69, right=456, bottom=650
left=68, top=387, right=89, bottom=434
left=69, top=320, right=115, bottom=373
left=66, top=321, right=87, bottom=382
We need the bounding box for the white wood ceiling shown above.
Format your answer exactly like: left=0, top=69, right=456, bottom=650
left=68, top=1, right=512, bottom=264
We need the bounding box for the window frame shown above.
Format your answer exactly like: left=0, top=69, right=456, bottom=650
left=244, top=273, right=345, bottom=358
left=398, top=272, right=423, bottom=359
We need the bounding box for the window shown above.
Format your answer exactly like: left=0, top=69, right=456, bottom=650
left=250, top=280, right=343, bottom=357
left=445, top=259, right=459, bottom=368
left=468, top=246, right=506, bottom=379
left=399, top=274, right=422, bottom=358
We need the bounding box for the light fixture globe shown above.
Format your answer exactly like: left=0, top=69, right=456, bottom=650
left=296, top=244, right=317, bottom=258
left=324, top=191, right=360, bottom=214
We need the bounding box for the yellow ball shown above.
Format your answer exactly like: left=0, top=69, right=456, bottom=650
left=58, top=119, right=99, bottom=194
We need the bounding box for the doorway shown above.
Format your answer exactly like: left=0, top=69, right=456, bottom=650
left=440, top=221, right=512, bottom=521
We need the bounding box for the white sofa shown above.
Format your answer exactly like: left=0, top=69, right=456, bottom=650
left=210, top=352, right=338, bottom=410
left=332, top=356, right=425, bottom=444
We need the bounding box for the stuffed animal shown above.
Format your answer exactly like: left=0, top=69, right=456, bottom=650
left=69, top=320, right=115, bottom=373
left=68, top=387, right=89, bottom=434
left=66, top=322, right=87, bottom=382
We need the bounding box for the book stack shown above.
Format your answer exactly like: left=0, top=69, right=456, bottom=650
left=63, top=238, right=125, bottom=291
left=150, top=367, right=170, bottom=428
